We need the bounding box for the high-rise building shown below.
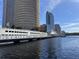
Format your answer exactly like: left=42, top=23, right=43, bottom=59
left=53, top=24, right=61, bottom=34
left=3, top=0, right=40, bottom=30
left=40, top=24, right=47, bottom=32
left=46, top=11, right=54, bottom=33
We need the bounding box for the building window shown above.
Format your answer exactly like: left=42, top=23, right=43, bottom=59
left=47, top=14, right=50, bottom=25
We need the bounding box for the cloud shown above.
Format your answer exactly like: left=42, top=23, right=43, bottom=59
left=62, top=23, right=79, bottom=28
left=61, top=23, right=79, bottom=32
left=46, top=0, right=61, bottom=12
left=65, top=27, right=79, bottom=33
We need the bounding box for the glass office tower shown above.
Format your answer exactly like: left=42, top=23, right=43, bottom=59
left=46, top=11, right=54, bottom=33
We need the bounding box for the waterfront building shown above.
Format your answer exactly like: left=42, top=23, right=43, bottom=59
left=53, top=24, right=61, bottom=34
left=3, top=0, right=40, bottom=30
left=46, top=11, right=54, bottom=33
left=40, top=24, right=47, bottom=32
left=61, top=31, right=65, bottom=36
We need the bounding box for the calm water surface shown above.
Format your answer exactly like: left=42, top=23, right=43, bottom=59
left=0, top=36, right=79, bottom=59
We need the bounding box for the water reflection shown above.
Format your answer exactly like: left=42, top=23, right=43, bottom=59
left=39, top=38, right=58, bottom=59
left=0, top=36, right=79, bottom=59
left=0, top=41, right=40, bottom=59
left=0, top=38, right=59, bottom=59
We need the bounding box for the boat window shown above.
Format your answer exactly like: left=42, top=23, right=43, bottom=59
left=15, top=31, right=17, bottom=33
left=5, top=30, right=8, bottom=32
left=9, top=31, right=11, bottom=32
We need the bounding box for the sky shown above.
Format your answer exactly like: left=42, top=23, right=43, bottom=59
left=0, top=0, right=3, bottom=28
left=0, top=0, right=79, bottom=33
left=40, top=0, right=79, bottom=33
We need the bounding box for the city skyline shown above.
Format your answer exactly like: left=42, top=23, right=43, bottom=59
left=0, top=0, right=79, bottom=32
left=40, top=0, right=79, bottom=33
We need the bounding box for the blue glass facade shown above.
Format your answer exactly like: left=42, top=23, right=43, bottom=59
left=46, top=11, right=54, bottom=33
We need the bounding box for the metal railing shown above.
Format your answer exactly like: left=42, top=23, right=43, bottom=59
left=0, top=29, right=48, bottom=40
left=0, top=33, right=48, bottom=40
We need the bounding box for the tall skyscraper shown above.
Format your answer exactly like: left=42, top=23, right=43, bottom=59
left=3, top=0, right=40, bottom=30
left=54, top=24, right=61, bottom=34
left=46, top=11, right=54, bottom=33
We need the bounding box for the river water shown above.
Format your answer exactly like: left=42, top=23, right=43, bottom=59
left=0, top=36, right=79, bottom=59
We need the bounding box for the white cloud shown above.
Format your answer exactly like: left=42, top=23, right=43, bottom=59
left=61, top=23, right=79, bottom=28
left=64, top=27, right=79, bottom=33
left=45, top=0, right=79, bottom=12
left=46, top=0, right=61, bottom=12
left=61, top=23, right=79, bottom=32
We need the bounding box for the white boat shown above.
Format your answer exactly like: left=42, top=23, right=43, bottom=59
left=0, top=28, right=48, bottom=40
